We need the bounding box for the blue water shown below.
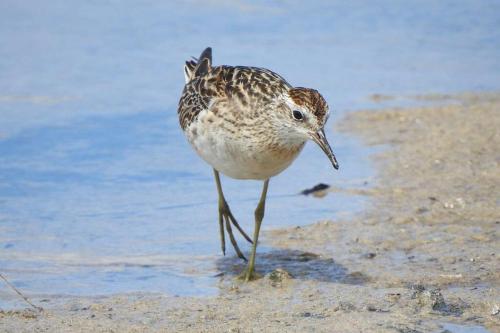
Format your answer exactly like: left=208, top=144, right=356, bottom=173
left=440, top=323, right=492, bottom=333
left=1, top=1, right=499, bottom=305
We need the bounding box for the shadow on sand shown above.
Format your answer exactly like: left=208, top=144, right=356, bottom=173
left=215, top=248, right=369, bottom=285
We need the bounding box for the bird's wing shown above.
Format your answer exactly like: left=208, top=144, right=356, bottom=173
left=179, top=59, right=291, bottom=129
left=211, top=66, right=291, bottom=108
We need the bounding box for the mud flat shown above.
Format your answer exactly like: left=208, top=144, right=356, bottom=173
left=1, top=92, right=499, bottom=332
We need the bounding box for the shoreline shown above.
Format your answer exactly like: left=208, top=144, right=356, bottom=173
left=2, top=92, right=499, bottom=332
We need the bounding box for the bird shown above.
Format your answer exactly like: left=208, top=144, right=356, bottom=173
left=178, top=47, right=339, bottom=281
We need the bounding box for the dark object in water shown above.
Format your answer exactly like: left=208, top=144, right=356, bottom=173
left=301, top=183, right=330, bottom=195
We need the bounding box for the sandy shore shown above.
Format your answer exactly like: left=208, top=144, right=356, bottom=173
left=1, top=92, right=499, bottom=332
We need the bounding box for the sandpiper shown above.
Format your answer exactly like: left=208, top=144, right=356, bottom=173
left=178, top=47, right=339, bottom=281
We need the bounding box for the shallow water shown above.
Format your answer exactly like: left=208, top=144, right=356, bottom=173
left=1, top=1, right=499, bottom=306
left=440, top=322, right=492, bottom=333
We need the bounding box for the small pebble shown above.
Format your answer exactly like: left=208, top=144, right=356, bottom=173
left=361, top=252, right=377, bottom=259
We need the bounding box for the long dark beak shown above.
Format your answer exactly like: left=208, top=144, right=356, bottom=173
left=311, top=129, right=339, bottom=170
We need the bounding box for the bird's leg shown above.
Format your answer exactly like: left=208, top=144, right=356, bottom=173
left=244, top=179, right=269, bottom=282
left=213, top=169, right=252, bottom=258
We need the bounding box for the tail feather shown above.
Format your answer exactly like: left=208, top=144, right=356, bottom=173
left=183, top=60, right=196, bottom=82
left=183, top=47, right=212, bottom=83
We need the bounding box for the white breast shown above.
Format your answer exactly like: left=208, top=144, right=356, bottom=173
left=185, top=111, right=305, bottom=180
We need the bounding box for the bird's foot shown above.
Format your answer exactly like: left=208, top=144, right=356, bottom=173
left=218, top=200, right=252, bottom=261
left=219, top=200, right=252, bottom=244
left=238, top=268, right=262, bottom=282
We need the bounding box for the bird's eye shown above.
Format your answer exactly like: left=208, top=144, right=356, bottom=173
left=292, top=110, right=304, bottom=121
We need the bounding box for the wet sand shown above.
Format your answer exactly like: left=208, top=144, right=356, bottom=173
left=1, top=92, right=499, bottom=332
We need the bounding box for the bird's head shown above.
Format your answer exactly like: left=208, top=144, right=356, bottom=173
left=280, top=87, right=339, bottom=170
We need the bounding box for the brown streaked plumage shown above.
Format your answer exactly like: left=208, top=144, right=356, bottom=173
left=289, top=87, right=329, bottom=125
left=179, top=65, right=290, bottom=130
left=177, top=47, right=339, bottom=281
